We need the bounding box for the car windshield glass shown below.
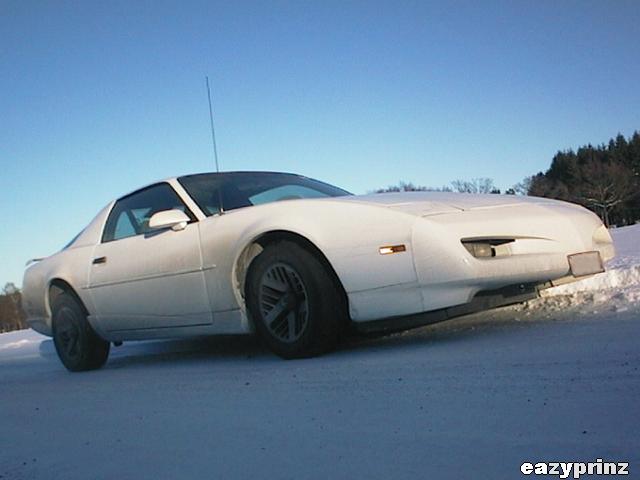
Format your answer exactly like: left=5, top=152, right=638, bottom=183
left=178, top=172, right=352, bottom=216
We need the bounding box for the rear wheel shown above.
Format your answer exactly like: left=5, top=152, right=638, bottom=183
left=246, top=241, right=346, bottom=359
left=52, top=292, right=110, bottom=371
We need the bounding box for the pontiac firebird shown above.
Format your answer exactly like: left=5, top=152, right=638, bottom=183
left=21, top=171, right=615, bottom=370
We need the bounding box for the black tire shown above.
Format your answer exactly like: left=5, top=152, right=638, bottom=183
left=246, top=241, right=347, bottom=359
left=51, top=292, right=110, bottom=371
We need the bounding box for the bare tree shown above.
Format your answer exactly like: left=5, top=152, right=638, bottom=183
left=374, top=181, right=452, bottom=193
left=0, top=283, right=27, bottom=333
left=511, top=176, right=533, bottom=196
left=451, top=178, right=496, bottom=194
left=579, top=160, right=636, bottom=227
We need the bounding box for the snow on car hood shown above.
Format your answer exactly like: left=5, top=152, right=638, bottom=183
left=340, top=191, right=562, bottom=216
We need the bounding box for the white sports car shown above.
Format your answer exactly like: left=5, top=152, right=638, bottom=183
left=22, top=171, right=615, bottom=370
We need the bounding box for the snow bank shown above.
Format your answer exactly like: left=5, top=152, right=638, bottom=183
left=524, top=223, right=640, bottom=315
left=0, top=328, right=48, bottom=360
left=0, top=338, right=35, bottom=350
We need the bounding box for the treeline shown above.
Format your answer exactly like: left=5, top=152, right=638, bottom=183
left=376, top=131, right=640, bottom=227
left=528, top=132, right=640, bottom=226
left=0, top=283, right=27, bottom=333
left=375, top=177, right=506, bottom=194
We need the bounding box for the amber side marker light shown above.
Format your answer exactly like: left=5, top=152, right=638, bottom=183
left=379, top=244, right=406, bottom=255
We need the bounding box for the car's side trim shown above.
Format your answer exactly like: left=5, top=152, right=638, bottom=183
left=85, top=266, right=216, bottom=289
left=105, top=321, right=213, bottom=333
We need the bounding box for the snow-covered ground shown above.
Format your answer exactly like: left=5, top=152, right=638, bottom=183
left=1, top=225, right=639, bottom=479
left=533, top=224, right=640, bottom=316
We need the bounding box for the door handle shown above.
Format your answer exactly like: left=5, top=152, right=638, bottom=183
left=92, top=256, right=107, bottom=265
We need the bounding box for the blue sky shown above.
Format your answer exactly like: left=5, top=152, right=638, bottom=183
left=1, top=0, right=639, bottom=286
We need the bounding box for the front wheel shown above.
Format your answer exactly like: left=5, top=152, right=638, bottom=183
left=52, top=292, right=110, bottom=371
left=245, top=241, right=347, bottom=359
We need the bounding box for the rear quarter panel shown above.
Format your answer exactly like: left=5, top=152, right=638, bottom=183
left=22, top=245, right=98, bottom=336
left=21, top=205, right=110, bottom=336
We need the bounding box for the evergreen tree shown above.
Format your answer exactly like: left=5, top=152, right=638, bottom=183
left=526, top=131, right=640, bottom=226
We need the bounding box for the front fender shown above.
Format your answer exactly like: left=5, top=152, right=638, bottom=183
left=198, top=200, right=420, bottom=318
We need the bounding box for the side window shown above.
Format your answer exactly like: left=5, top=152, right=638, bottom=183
left=102, top=183, right=195, bottom=243
left=113, top=212, right=136, bottom=239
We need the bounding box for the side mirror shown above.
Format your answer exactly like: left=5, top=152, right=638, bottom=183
left=148, top=209, right=190, bottom=232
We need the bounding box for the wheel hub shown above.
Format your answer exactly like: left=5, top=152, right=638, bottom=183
left=56, top=307, right=80, bottom=358
left=258, top=263, right=309, bottom=343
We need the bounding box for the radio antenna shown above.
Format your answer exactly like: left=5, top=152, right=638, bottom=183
left=205, top=76, right=220, bottom=172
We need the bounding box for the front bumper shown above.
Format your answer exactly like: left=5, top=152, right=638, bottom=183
left=349, top=202, right=614, bottom=323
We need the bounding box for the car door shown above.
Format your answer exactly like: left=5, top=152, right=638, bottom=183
left=87, top=183, right=212, bottom=332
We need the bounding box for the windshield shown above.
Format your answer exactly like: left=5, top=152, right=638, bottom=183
left=178, top=172, right=351, bottom=216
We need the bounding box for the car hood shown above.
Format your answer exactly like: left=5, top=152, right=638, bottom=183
left=338, top=191, right=568, bottom=217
